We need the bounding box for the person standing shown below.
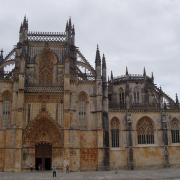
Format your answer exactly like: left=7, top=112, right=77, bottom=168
left=66, top=164, right=69, bottom=173
left=52, top=166, right=56, bottom=178
left=30, top=163, right=33, bottom=172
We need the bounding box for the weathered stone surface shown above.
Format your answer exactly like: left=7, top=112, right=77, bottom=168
left=0, top=18, right=180, bottom=172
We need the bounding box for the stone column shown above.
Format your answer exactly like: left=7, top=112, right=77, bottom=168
left=161, top=111, right=170, bottom=167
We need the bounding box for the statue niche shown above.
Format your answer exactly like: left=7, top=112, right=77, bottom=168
left=36, top=47, right=57, bottom=85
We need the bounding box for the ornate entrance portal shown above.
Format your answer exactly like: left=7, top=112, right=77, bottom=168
left=23, top=113, right=63, bottom=170
left=35, top=143, right=52, bottom=170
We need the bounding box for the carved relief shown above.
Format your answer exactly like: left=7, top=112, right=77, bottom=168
left=23, top=111, right=63, bottom=147
left=80, top=148, right=97, bottom=170
left=36, top=47, right=58, bottom=85
left=25, top=93, right=63, bottom=103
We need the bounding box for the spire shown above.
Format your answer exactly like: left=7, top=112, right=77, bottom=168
left=19, top=23, right=23, bottom=33
left=163, top=102, right=167, bottom=110
left=111, top=70, right=113, bottom=80
left=23, top=15, right=28, bottom=29
left=176, top=93, right=179, bottom=104
left=102, top=54, right=106, bottom=68
left=143, top=67, right=146, bottom=77
left=65, top=21, right=69, bottom=31
left=72, top=24, right=75, bottom=35
left=95, top=45, right=101, bottom=66
left=126, top=66, right=128, bottom=76
left=68, top=17, right=72, bottom=29
left=23, top=15, right=26, bottom=24
left=151, top=72, right=154, bottom=81
left=159, top=86, right=163, bottom=95
left=0, top=49, right=3, bottom=61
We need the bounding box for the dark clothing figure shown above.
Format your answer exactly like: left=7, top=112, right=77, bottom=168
left=30, top=164, right=33, bottom=172
left=52, top=167, right=56, bottom=178
left=66, top=165, right=69, bottom=173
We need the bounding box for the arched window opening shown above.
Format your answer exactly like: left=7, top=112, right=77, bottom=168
left=119, top=88, right=125, bottom=105
left=134, top=87, right=140, bottom=104
left=37, top=48, right=57, bottom=86
left=111, top=118, right=120, bottom=147
left=79, top=92, right=87, bottom=122
left=171, top=119, right=180, bottom=143
left=137, top=117, right=154, bottom=144
left=2, top=91, right=11, bottom=127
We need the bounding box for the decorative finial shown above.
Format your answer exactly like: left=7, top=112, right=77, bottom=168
left=126, top=66, right=128, bottom=76
left=69, top=17, right=72, bottom=28
left=23, top=15, right=26, bottom=23
left=151, top=72, right=154, bottom=81
left=111, top=70, right=113, bottom=80
left=176, top=93, right=179, bottom=104
left=164, top=102, right=167, bottom=110
left=19, top=23, right=23, bottom=33
left=95, top=44, right=101, bottom=66
left=72, top=24, right=75, bottom=35
left=0, top=49, right=3, bottom=60
left=143, top=67, right=146, bottom=77
left=65, top=21, right=69, bottom=31
left=102, top=54, right=106, bottom=68
left=22, top=15, right=28, bottom=30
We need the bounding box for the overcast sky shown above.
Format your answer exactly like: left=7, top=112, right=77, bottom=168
left=0, top=0, right=180, bottom=99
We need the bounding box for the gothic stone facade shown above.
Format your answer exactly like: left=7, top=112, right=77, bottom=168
left=0, top=18, right=180, bottom=172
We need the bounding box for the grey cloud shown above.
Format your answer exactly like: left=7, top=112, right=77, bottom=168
left=0, top=0, right=180, bottom=98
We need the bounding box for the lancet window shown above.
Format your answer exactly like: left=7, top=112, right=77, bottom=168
left=134, top=87, right=140, bottom=104
left=79, top=92, right=87, bottom=122
left=2, top=91, right=11, bottom=127
left=111, top=118, right=120, bottom=147
left=119, top=88, right=125, bottom=105
left=171, top=119, right=180, bottom=143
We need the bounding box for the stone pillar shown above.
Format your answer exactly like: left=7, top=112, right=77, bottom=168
left=161, top=111, right=170, bottom=167
left=14, top=73, right=25, bottom=171
left=63, top=57, right=71, bottom=171
left=126, top=112, right=134, bottom=170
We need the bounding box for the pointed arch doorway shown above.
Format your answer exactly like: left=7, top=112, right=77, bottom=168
left=23, top=113, right=63, bottom=171
left=35, top=143, right=52, bottom=170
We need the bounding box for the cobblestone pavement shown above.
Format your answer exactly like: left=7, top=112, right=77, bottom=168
left=0, top=168, right=180, bottom=180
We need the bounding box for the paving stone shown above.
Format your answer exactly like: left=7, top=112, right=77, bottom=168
left=0, top=168, right=180, bottom=180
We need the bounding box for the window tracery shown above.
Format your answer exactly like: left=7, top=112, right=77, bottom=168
left=2, top=91, right=11, bottom=127
left=37, top=48, right=57, bottom=86
left=137, top=117, right=154, bottom=144
left=119, top=88, right=125, bottom=105
left=171, top=119, right=180, bottom=143
left=111, top=118, right=120, bottom=147
left=79, top=92, right=87, bottom=123
left=134, top=87, right=140, bottom=104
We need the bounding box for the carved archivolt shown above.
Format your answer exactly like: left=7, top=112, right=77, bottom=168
left=23, top=111, right=63, bottom=147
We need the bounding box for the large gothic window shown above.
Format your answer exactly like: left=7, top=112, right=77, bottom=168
left=134, top=87, right=140, bottom=104
left=171, top=119, right=180, bottom=143
left=111, top=118, right=120, bottom=147
left=119, top=88, right=125, bottom=105
left=79, top=92, right=87, bottom=123
left=37, top=48, right=57, bottom=86
left=137, top=117, right=154, bottom=144
left=2, top=91, right=11, bottom=127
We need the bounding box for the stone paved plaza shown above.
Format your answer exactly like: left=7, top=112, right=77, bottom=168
left=0, top=168, right=180, bottom=180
